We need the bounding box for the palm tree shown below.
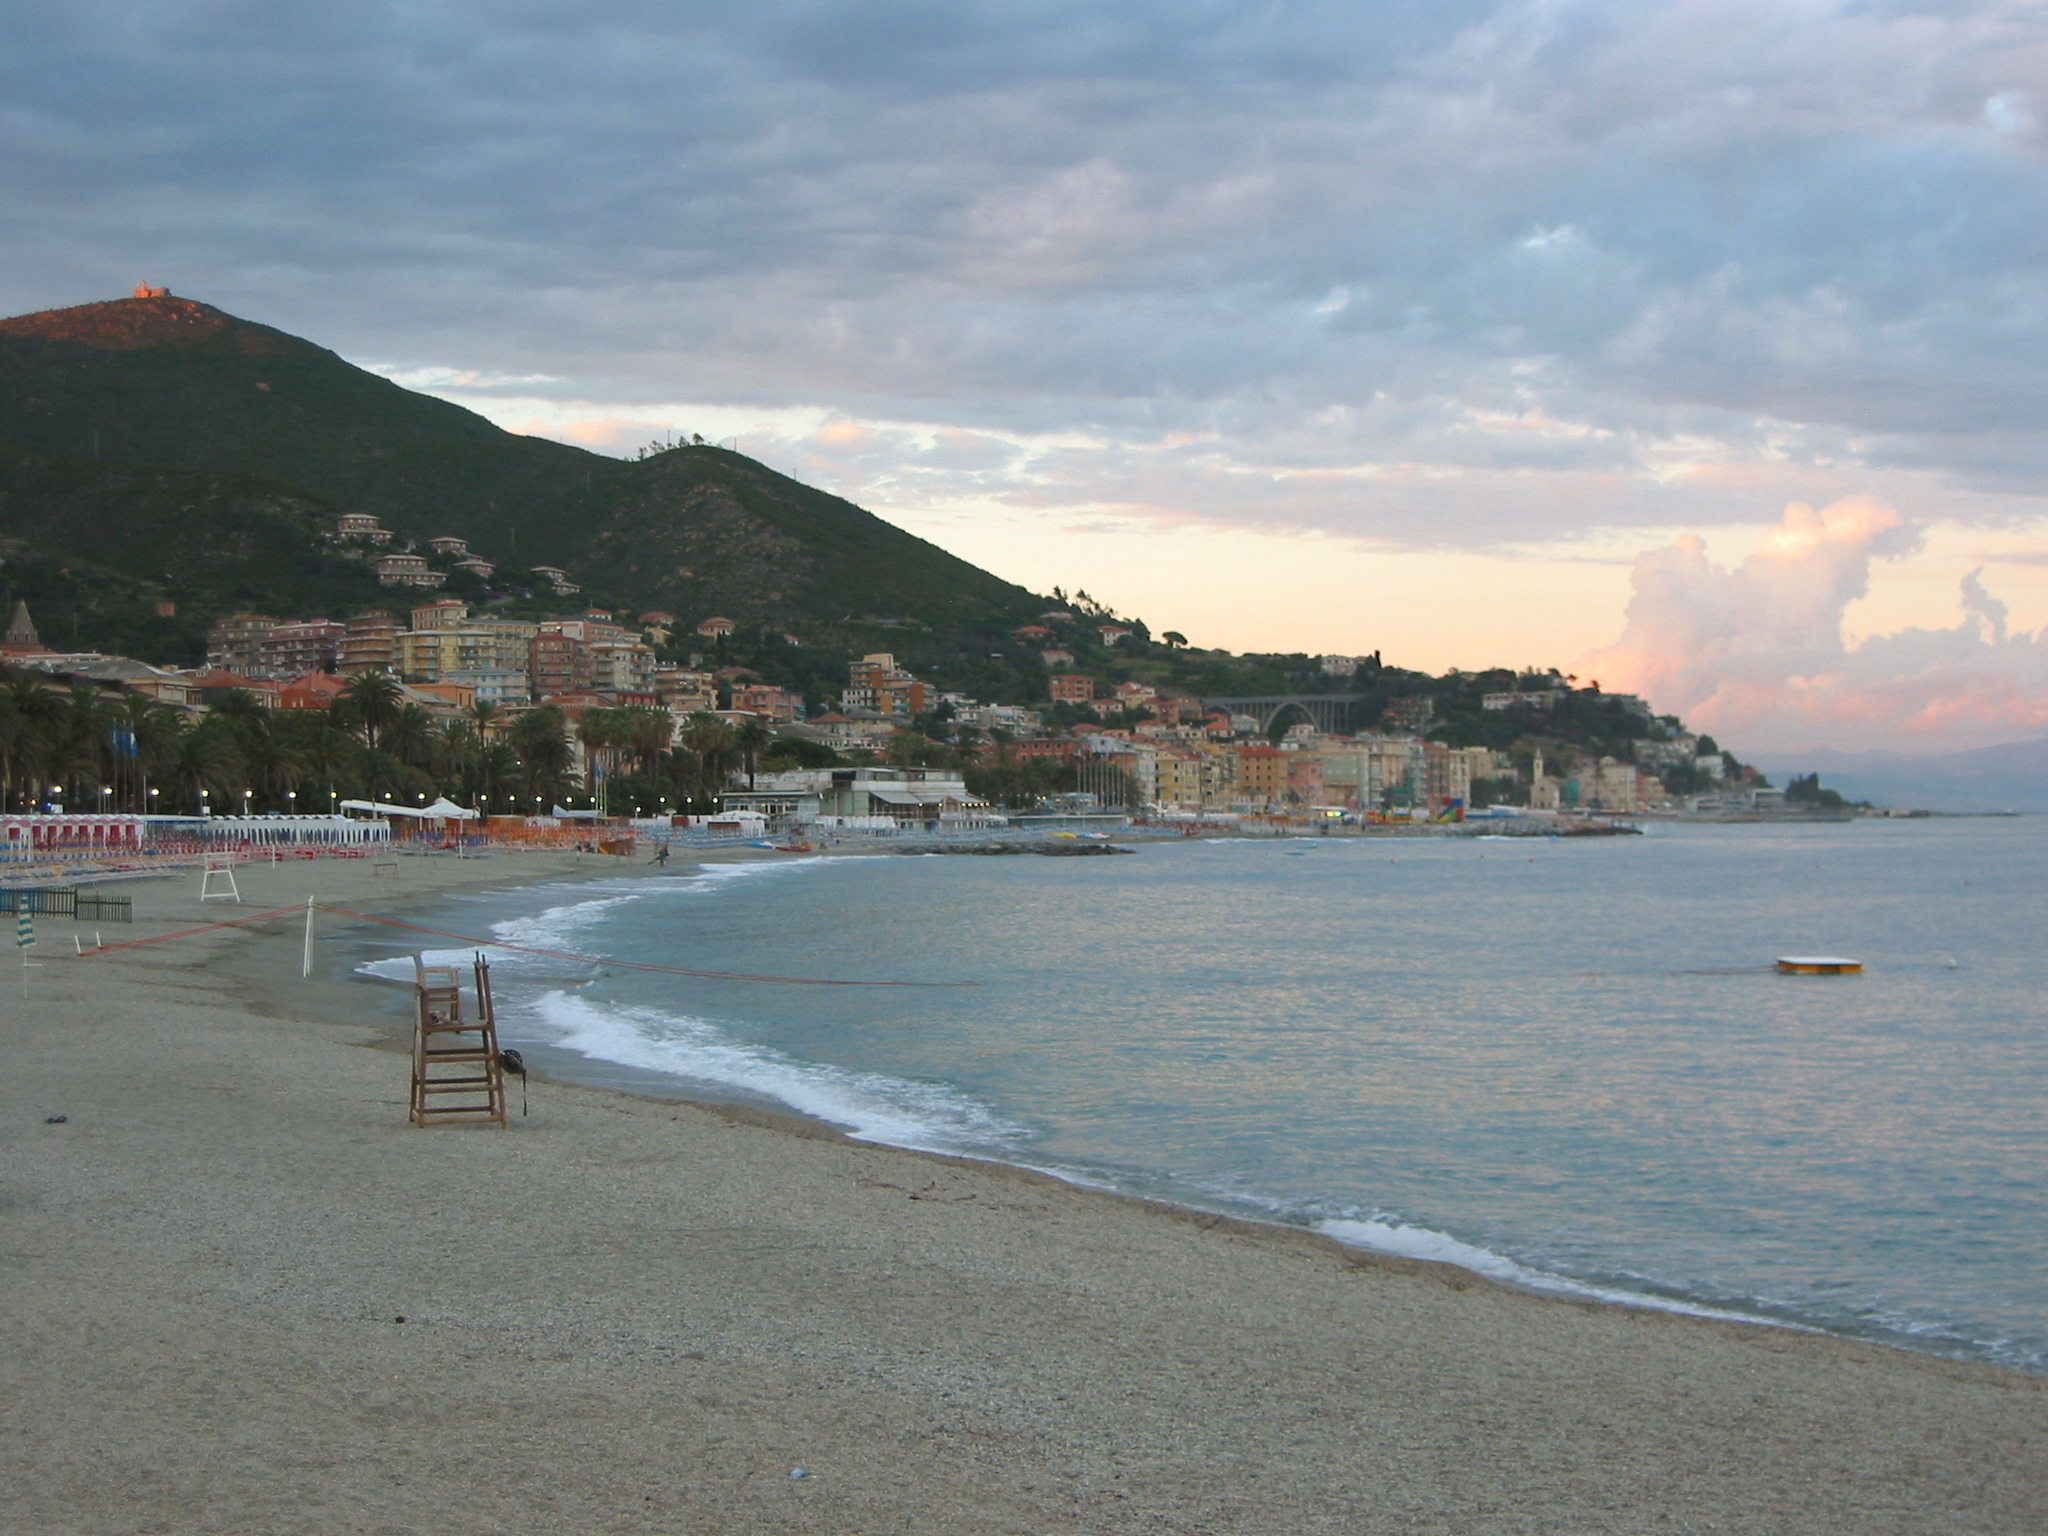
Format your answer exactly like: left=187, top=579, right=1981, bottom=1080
left=623, top=706, right=674, bottom=777
left=476, top=741, right=519, bottom=812
left=680, top=712, right=737, bottom=788
left=338, top=671, right=403, bottom=750
left=510, top=705, right=574, bottom=806
left=48, top=684, right=112, bottom=809
left=730, top=715, right=773, bottom=789
left=0, top=674, right=60, bottom=811
left=382, top=704, right=436, bottom=771
left=171, top=721, right=245, bottom=814
left=576, top=707, right=621, bottom=810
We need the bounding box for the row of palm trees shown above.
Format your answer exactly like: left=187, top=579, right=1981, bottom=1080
left=0, top=669, right=775, bottom=818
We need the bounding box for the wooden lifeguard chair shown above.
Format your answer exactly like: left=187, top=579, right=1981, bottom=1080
left=409, top=952, right=508, bottom=1127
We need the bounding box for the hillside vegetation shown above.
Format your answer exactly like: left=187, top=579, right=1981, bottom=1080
left=0, top=294, right=1040, bottom=652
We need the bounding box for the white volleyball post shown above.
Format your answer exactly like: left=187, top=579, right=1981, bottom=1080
left=301, top=895, right=316, bottom=978
left=200, top=851, right=241, bottom=903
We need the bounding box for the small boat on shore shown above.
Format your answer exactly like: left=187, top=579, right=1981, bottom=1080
left=1777, top=956, right=1862, bottom=975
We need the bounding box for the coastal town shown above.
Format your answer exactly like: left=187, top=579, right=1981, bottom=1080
left=0, top=509, right=1819, bottom=841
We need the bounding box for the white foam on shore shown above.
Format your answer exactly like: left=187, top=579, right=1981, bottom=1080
left=1316, top=1217, right=1787, bottom=1328
left=355, top=856, right=862, bottom=982
left=532, top=990, right=1030, bottom=1155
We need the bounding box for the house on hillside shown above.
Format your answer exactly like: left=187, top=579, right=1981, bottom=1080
left=334, top=513, right=393, bottom=545
left=375, top=553, right=446, bottom=589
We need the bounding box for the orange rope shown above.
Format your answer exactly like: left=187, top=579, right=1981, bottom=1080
left=316, top=905, right=974, bottom=988
left=75, top=903, right=309, bottom=957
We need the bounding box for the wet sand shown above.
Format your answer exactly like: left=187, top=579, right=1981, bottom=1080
left=2, top=850, right=2042, bottom=1534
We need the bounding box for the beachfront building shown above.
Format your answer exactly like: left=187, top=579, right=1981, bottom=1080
left=1578, top=756, right=1650, bottom=813
left=1234, top=744, right=1289, bottom=809
left=1317, top=737, right=1426, bottom=812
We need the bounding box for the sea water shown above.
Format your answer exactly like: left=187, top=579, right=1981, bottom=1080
left=358, top=818, right=2048, bottom=1374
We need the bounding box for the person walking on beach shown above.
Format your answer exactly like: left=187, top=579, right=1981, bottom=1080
left=650, top=845, right=670, bottom=866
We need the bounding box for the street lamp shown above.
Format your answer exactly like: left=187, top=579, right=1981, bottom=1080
left=200, top=788, right=210, bottom=817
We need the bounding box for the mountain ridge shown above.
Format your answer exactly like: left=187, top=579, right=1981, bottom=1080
left=0, top=293, right=1042, bottom=655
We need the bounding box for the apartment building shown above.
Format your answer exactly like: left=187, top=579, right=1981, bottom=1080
left=730, top=683, right=799, bottom=723
left=844, top=653, right=929, bottom=717
left=588, top=637, right=657, bottom=695
left=1049, top=673, right=1095, bottom=703
left=205, top=614, right=279, bottom=676
left=255, top=620, right=343, bottom=679
left=338, top=612, right=400, bottom=675
left=652, top=666, right=719, bottom=713
left=1235, top=744, right=1289, bottom=808
left=1317, top=737, right=1425, bottom=811
left=530, top=628, right=593, bottom=696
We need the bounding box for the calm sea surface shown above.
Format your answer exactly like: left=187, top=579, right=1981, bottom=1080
left=360, top=818, right=2048, bottom=1373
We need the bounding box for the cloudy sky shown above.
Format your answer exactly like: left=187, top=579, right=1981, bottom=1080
left=7, top=1, right=2048, bottom=749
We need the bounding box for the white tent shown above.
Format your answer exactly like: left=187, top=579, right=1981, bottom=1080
left=338, top=798, right=480, bottom=820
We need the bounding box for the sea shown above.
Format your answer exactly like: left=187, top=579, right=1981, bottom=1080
left=357, top=817, right=2048, bottom=1375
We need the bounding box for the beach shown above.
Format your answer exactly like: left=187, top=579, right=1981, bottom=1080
left=3, top=852, right=2043, bottom=1534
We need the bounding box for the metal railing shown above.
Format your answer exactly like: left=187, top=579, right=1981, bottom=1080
left=0, top=888, right=134, bottom=921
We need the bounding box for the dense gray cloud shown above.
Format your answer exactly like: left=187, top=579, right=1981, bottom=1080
left=4, top=1, right=2047, bottom=546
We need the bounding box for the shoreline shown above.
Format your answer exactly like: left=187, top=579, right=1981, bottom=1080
left=5, top=849, right=2044, bottom=1532
left=253, top=845, right=2038, bottom=1364
left=314, top=844, right=2012, bottom=1370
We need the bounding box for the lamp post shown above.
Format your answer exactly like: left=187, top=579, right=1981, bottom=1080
left=200, top=788, right=210, bottom=818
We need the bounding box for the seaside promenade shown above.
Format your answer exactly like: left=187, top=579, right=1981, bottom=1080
left=2, top=851, right=2042, bottom=1533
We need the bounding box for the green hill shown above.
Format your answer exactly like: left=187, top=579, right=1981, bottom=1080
left=0, top=293, right=1040, bottom=659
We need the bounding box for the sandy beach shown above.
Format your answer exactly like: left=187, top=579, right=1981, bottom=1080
left=2, top=850, right=2042, bottom=1534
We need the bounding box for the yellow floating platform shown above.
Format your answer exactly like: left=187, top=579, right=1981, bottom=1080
left=1777, top=956, right=1863, bottom=975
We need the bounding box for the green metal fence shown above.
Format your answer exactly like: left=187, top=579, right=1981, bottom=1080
left=0, top=888, right=133, bottom=922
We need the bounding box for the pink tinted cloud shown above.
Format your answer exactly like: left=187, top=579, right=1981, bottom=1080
left=1585, top=497, right=2048, bottom=751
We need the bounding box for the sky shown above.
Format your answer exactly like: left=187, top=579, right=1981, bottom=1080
left=5, top=1, right=2048, bottom=751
